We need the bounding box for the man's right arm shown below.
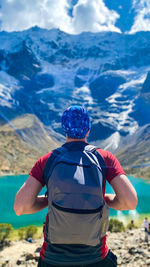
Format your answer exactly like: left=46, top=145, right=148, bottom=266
left=104, top=174, right=138, bottom=210
left=14, top=153, right=51, bottom=216
left=14, top=175, right=48, bottom=215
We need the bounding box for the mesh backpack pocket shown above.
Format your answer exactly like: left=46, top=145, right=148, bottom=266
left=49, top=202, right=104, bottom=246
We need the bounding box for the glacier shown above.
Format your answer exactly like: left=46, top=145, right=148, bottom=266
left=0, top=27, right=150, bottom=152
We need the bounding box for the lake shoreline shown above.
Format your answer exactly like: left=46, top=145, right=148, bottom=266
left=5, top=213, right=150, bottom=231
left=1, top=174, right=150, bottom=228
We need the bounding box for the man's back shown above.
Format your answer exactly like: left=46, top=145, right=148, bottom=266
left=14, top=106, right=137, bottom=267
left=28, top=141, right=131, bottom=265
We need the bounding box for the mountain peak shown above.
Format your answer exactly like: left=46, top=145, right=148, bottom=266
left=0, top=28, right=150, bottom=177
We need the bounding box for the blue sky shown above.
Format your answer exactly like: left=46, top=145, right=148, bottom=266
left=0, top=0, right=150, bottom=34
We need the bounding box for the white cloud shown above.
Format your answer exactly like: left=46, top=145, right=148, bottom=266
left=0, top=0, right=121, bottom=34
left=0, top=0, right=71, bottom=32
left=129, top=0, right=150, bottom=33
left=72, top=0, right=121, bottom=34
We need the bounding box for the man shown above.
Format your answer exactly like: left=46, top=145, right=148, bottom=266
left=14, top=106, right=137, bottom=267
left=143, top=217, right=149, bottom=232
left=142, top=217, right=149, bottom=242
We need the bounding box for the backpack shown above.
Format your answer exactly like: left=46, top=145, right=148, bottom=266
left=43, top=143, right=109, bottom=246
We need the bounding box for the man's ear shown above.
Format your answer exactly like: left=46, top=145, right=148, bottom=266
left=86, top=131, right=90, bottom=137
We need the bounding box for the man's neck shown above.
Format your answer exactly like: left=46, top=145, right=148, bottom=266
left=66, top=137, right=87, bottom=143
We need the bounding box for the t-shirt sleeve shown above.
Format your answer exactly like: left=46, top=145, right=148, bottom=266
left=29, top=152, right=52, bottom=187
left=97, top=149, right=126, bottom=184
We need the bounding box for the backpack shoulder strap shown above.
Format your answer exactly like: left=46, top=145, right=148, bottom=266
left=43, top=146, right=68, bottom=185
left=94, top=149, right=107, bottom=182
left=84, top=145, right=107, bottom=182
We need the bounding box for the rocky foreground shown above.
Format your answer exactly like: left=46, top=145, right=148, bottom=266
left=0, top=228, right=150, bottom=267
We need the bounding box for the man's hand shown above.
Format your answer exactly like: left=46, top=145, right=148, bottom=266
left=104, top=175, right=138, bottom=211
left=14, top=175, right=48, bottom=215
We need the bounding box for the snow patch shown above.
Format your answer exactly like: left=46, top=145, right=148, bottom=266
left=0, top=71, right=19, bottom=107
left=73, top=86, right=94, bottom=104
left=104, top=132, right=121, bottom=151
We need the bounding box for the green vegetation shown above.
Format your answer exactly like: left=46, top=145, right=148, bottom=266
left=126, top=220, right=137, bottom=230
left=18, top=227, right=25, bottom=240
left=0, top=223, right=13, bottom=243
left=0, top=223, right=43, bottom=243
left=18, top=225, right=38, bottom=240
left=108, top=218, right=125, bottom=232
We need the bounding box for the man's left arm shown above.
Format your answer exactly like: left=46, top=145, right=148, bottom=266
left=14, top=175, right=48, bottom=216
left=101, top=150, right=137, bottom=210
left=104, top=174, right=138, bottom=210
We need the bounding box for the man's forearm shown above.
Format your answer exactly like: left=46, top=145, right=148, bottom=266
left=104, top=193, right=133, bottom=210
left=17, top=195, right=48, bottom=215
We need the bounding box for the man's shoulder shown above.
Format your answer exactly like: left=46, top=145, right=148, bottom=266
left=39, top=151, right=53, bottom=163
left=96, top=148, right=113, bottom=158
left=40, top=146, right=64, bottom=165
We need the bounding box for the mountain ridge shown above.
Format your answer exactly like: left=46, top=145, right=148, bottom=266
left=0, top=27, right=150, bottom=178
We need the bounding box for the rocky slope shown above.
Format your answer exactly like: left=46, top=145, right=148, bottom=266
left=0, top=228, right=150, bottom=267
left=116, top=124, right=150, bottom=179
left=0, top=112, right=149, bottom=179
left=0, top=114, right=59, bottom=175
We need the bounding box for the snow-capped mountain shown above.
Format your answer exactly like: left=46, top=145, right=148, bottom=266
left=0, top=27, right=150, bottom=154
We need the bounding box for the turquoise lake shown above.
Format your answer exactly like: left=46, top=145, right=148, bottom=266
left=0, top=175, right=150, bottom=228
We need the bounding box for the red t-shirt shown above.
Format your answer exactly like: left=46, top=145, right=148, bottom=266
left=29, top=148, right=126, bottom=186
left=29, top=145, right=126, bottom=263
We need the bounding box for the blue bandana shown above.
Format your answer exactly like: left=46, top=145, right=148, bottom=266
left=61, top=106, right=91, bottom=139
